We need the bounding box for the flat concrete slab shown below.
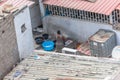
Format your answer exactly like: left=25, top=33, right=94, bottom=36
left=4, top=51, right=120, bottom=80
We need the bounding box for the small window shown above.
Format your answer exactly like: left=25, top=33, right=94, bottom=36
left=21, top=24, right=26, bottom=33
left=2, top=30, right=5, bottom=34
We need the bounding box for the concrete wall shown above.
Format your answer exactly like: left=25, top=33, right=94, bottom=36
left=0, top=15, right=19, bottom=79
left=39, top=0, right=45, bottom=17
left=29, top=0, right=42, bottom=29
left=43, top=16, right=120, bottom=45
left=14, top=7, right=34, bottom=60
left=39, top=1, right=120, bottom=45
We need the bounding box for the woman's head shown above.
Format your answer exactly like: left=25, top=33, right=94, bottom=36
left=57, top=30, right=61, bottom=35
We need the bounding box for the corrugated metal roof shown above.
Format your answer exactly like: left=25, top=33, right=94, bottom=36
left=116, top=4, right=120, bottom=10
left=0, top=0, right=7, bottom=6
left=43, top=0, right=120, bottom=15
left=2, top=0, right=34, bottom=9
left=0, top=0, right=34, bottom=20
left=0, top=0, right=34, bottom=17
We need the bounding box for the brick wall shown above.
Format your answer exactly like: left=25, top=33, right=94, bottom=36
left=0, top=14, right=20, bottom=80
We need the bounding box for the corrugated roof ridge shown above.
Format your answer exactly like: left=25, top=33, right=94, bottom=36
left=43, top=0, right=120, bottom=15
left=116, top=2, right=120, bottom=10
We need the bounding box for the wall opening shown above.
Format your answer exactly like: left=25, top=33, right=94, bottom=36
left=21, top=24, right=26, bottom=33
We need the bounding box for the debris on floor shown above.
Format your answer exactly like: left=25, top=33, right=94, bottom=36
left=77, top=42, right=91, bottom=56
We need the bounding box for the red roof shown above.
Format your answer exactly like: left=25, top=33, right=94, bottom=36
left=43, top=0, right=120, bottom=15
left=3, top=0, right=34, bottom=8
left=0, top=0, right=7, bottom=6
left=0, top=0, right=34, bottom=9
left=116, top=3, right=120, bottom=10
left=0, top=0, right=34, bottom=16
left=0, top=0, right=34, bottom=15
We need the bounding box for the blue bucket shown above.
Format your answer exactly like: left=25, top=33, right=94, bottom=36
left=42, top=40, right=54, bottom=51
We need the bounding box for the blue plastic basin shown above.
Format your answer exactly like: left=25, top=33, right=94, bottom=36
left=42, top=40, right=54, bottom=51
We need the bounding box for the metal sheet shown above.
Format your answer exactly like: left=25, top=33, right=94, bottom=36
left=43, top=0, right=120, bottom=15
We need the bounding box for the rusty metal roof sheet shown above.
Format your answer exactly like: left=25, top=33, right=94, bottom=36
left=43, top=0, right=120, bottom=15
left=2, top=0, right=34, bottom=9
left=0, top=0, right=34, bottom=18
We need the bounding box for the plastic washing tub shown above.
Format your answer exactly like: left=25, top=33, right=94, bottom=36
left=42, top=40, right=55, bottom=51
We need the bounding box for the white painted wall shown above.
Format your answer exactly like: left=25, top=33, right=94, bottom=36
left=43, top=16, right=120, bottom=45
left=29, top=2, right=42, bottom=29
left=14, top=7, right=34, bottom=60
